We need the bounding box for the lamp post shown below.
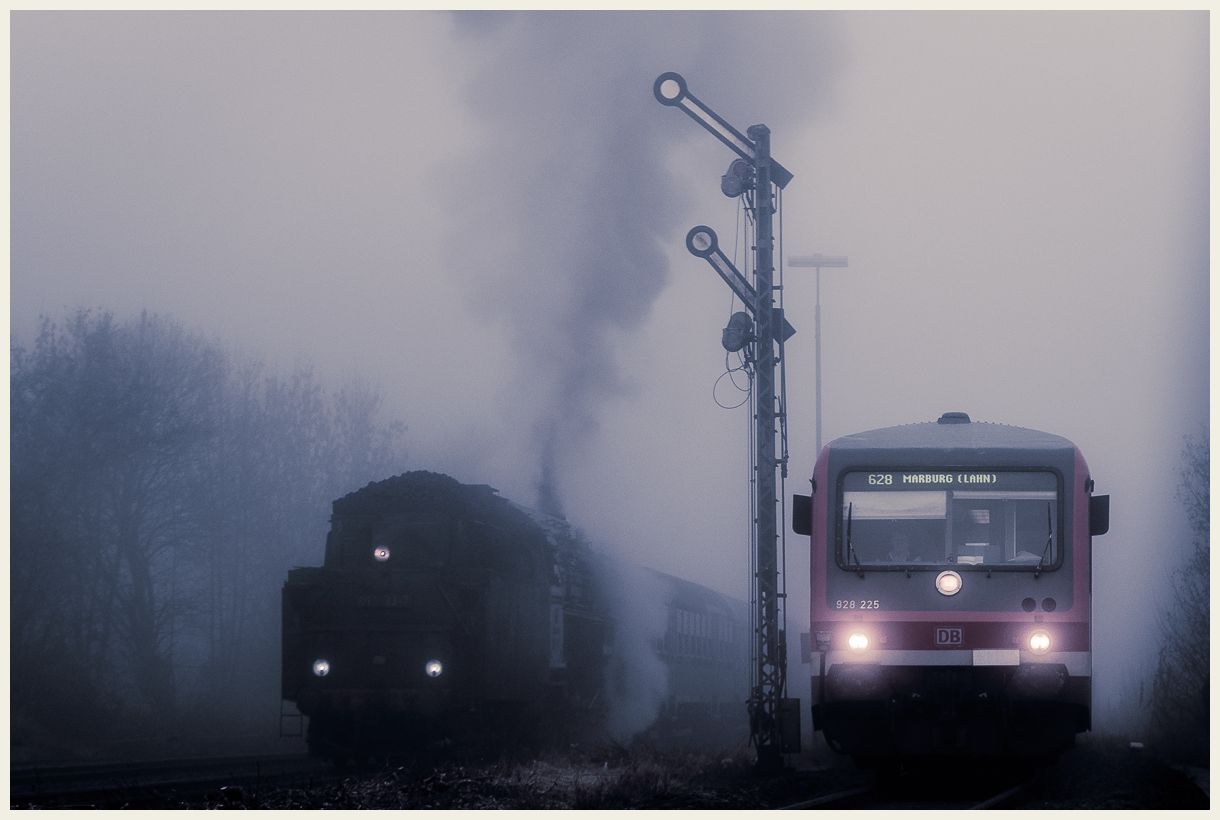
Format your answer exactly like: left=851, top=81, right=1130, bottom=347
left=788, top=254, right=848, bottom=454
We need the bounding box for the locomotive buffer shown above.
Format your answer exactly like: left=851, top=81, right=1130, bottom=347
left=654, top=72, right=799, bottom=772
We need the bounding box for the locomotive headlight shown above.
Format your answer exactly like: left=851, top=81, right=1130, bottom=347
left=1028, top=631, right=1051, bottom=654
left=847, top=632, right=870, bottom=651
left=424, top=659, right=444, bottom=678
left=935, top=570, right=963, bottom=596
left=312, top=659, right=331, bottom=677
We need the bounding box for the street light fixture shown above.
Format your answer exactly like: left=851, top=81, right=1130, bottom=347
left=788, top=254, right=849, bottom=455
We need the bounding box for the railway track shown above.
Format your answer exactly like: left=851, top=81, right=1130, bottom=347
left=12, top=742, right=1197, bottom=809
left=779, top=769, right=1030, bottom=810
left=11, top=753, right=333, bottom=809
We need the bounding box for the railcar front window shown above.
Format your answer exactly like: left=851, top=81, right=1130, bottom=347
left=839, top=471, right=1059, bottom=570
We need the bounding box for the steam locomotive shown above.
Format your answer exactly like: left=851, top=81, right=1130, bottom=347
left=793, top=412, right=1110, bottom=762
left=281, top=472, right=748, bottom=759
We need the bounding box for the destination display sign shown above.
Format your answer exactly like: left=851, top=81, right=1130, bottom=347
left=842, top=470, right=1057, bottom=493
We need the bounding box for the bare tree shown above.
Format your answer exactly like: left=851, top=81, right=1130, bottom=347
left=12, top=309, right=408, bottom=750
left=11, top=311, right=224, bottom=732
left=182, top=363, right=408, bottom=723
left=328, top=376, right=408, bottom=486
left=1149, top=434, right=1209, bottom=764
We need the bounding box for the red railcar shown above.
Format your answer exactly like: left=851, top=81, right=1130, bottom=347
left=794, top=412, right=1109, bottom=762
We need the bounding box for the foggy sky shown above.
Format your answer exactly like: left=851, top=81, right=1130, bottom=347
left=10, top=11, right=1208, bottom=734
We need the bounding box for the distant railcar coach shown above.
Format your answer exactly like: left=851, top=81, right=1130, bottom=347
left=793, top=412, right=1109, bottom=763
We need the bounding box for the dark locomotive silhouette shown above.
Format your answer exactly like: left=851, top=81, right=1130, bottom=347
left=282, top=472, right=748, bottom=758
left=794, top=412, right=1110, bottom=763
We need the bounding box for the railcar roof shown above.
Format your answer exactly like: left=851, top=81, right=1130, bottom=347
left=830, top=414, right=1077, bottom=453
left=644, top=566, right=749, bottom=615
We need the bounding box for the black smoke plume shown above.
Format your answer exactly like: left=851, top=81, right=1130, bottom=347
left=448, top=11, right=840, bottom=513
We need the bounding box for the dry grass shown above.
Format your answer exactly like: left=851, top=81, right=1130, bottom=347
left=245, top=742, right=765, bottom=809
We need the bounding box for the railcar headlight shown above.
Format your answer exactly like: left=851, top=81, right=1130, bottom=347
left=935, top=570, right=963, bottom=596
left=424, top=659, right=444, bottom=678
left=1028, top=631, right=1051, bottom=654
left=312, top=659, right=331, bottom=677
left=373, top=546, right=391, bottom=562
left=847, top=632, right=869, bottom=651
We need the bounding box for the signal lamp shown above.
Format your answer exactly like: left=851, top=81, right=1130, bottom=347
left=312, top=659, right=331, bottom=677
left=721, top=158, right=754, bottom=198
left=373, top=546, right=391, bottom=562
left=425, top=659, right=444, bottom=678
left=721, top=311, right=752, bottom=353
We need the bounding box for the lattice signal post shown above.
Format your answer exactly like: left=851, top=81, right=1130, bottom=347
left=654, top=72, right=797, bottom=773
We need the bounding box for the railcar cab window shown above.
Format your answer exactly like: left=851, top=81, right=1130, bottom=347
left=838, top=471, right=1060, bottom=570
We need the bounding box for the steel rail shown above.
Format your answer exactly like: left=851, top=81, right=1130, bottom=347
left=777, top=774, right=1030, bottom=810
left=11, top=753, right=330, bottom=808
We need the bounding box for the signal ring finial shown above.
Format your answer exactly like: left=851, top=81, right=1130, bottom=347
left=653, top=72, right=688, bottom=106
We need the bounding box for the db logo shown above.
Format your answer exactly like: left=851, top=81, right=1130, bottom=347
left=935, top=627, right=963, bottom=645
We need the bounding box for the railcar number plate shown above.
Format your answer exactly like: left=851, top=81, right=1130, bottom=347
left=833, top=599, right=880, bottom=610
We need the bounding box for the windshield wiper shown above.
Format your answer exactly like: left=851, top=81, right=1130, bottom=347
left=846, top=502, right=863, bottom=574
left=1035, top=502, right=1053, bottom=577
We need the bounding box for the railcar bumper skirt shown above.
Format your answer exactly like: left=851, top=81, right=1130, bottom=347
left=811, top=658, right=1091, bottom=756
left=815, top=649, right=1090, bottom=676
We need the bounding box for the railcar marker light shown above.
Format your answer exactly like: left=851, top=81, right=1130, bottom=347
left=373, top=546, right=391, bottom=562
left=848, top=632, right=869, bottom=651
left=936, top=570, right=963, bottom=596
left=312, top=659, right=331, bottom=677
left=1029, top=631, right=1051, bottom=653
left=425, top=659, right=444, bottom=678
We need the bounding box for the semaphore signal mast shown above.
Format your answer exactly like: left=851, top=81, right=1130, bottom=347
left=653, top=71, right=799, bottom=773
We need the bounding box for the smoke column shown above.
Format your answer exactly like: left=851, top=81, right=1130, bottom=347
left=446, top=11, right=839, bottom=513
left=597, top=558, right=672, bottom=741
